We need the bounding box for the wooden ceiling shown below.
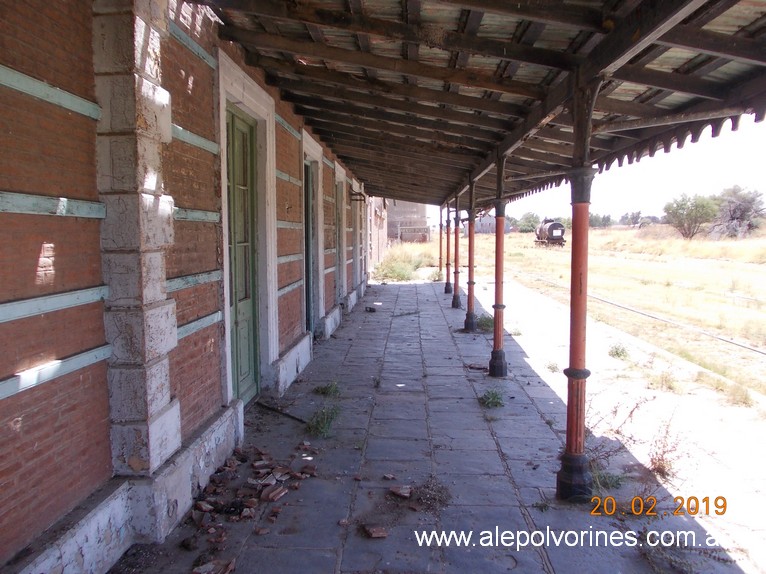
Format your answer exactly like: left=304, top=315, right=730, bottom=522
left=198, top=0, right=766, bottom=209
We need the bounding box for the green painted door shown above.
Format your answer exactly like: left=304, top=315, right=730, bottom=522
left=227, top=111, right=258, bottom=403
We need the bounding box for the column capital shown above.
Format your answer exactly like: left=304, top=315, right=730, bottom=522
left=569, top=166, right=598, bottom=204
left=493, top=199, right=507, bottom=218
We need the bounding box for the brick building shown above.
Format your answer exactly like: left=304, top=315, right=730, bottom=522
left=0, top=2, right=384, bottom=570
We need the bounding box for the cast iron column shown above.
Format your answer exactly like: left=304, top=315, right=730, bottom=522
left=464, top=182, right=477, bottom=331
left=557, top=167, right=597, bottom=498
left=489, top=156, right=508, bottom=377
left=451, top=195, right=461, bottom=308
left=439, top=206, right=444, bottom=280
left=557, top=69, right=602, bottom=499
left=444, top=206, right=452, bottom=294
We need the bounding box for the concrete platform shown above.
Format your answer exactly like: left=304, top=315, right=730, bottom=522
left=109, top=280, right=761, bottom=574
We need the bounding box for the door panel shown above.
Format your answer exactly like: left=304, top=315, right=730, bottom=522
left=227, top=110, right=258, bottom=403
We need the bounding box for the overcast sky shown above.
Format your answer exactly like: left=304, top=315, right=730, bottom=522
left=427, top=114, right=765, bottom=222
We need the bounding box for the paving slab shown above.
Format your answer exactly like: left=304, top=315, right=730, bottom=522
left=109, top=280, right=755, bottom=574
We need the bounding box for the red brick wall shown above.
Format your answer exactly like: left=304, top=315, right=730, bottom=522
left=169, top=325, right=223, bottom=441
left=0, top=216, right=102, bottom=302
left=0, top=364, right=111, bottom=565
left=162, top=26, right=224, bottom=438
left=0, top=1, right=94, bottom=101
left=278, top=288, right=304, bottom=353
left=166, top=220, right=220, bottom=278
left=0, top=3, right=112, bottom=564
left=0, top=303, right=105, bottom=380
left=0, top=91, right=98, bottom=199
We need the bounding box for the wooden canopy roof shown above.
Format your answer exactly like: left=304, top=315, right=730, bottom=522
left=199, top=0, right=766, bottom=209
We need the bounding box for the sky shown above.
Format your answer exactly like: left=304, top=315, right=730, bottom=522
left=427, top=114, right=765, bottom=222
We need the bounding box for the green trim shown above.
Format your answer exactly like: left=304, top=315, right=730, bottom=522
left=276, top=169, right=302, bottom=187
left=0, top=286, right=108, bottom=324
left=322, top=156, right=335, bottom=169
left=275, top=114, right=302, bottom=140
left=0, top=190, right=105, bottom=218
left=0, top=64, right=101, bottom=120
left=0, top=345, right=112, bottom=400
left=171, top=124, right=220, bottom=154
left=168, top=21, right=217, bottom=69
left=277, top=253, right=304, bottom=264
left=177, top=311, right=222, bottom=339
left=173, top=207, right=220, bottom=222
left=276, top=220, right=303, bottom=229
left=277, top=279, right=304, bottom=297
left=166, top=271, right=222, bottom=293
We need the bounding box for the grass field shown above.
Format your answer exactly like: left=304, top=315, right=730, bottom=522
left=375, top=225, right=766, bottom=397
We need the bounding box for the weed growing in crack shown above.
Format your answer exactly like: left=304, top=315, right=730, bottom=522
left=479, top=388, right=504, bottom=408
left=476, top=314, right=494, bottom=332
left=313, top=381, right=341, bottom=397
left=306, top=405, right=340, bottom=438
left=545, top=361, right=559, bottom=373
left=609, top=343, right=629, bottom=360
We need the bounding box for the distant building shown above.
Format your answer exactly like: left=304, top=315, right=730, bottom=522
left=473, top=213, right=512, bottom=234
left=387, top=200, right=430, bottom=242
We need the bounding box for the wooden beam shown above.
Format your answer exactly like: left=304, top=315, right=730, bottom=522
left=298, top=110, right=496, bottom=150
left=286, top=94, right=504, bottom=140
left=657, top=25, right=766, bottom=67
left=328, top=144, right=477, bottom=169
left=272, top=77, right=515, bottom=131
left=592, top=105, right=750, bottom=133
left=309, top=126, right=481, bottom=159
left=223, top=28, right=546, bottom=99
left=254, top=55, right=527, bottom=117
left=585, top=0, right=711, bottom=76
left=433, top=0, right=606, bottom=32
left=612, top=64, right=726, bottom=100
left=212, top=0, right=577, bottom=70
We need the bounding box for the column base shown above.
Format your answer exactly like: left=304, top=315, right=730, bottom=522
left=444, top=282, right=453, bottom=294
left=488, top=349, right=507, bottom=377
left=556, top=453, right=593, bottom=500
left=451, top=292, right=461, bottom=309
left=464, top=312, right=477, bottom=331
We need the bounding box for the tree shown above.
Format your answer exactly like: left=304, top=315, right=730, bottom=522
left=663, top=194, right=717, bottom=239
left=710, top=185, right=764, bottom=238
left=518, top=212, right=540, bottom=233
left=589, top=213, right=612, bottom=228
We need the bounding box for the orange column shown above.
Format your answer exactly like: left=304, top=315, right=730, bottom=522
left=488, top=197, right=507, bottom=377
left=451, top=196, right=461, bottom=308
left=464, top=184, right=477, bottom=331
left=438, top=207, right=443, bottom=279
left=444, top=207, right=452, bottom=294
left=557, top=166, right=597, bottom=499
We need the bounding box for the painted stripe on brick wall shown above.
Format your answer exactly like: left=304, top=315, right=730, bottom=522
left=0, top=190, right=105, bottom=219
left=275, top=114, right=302, bottom=140
left=322, top=156, right=334, bottom=169
left=276, top=169, right=302, bottom=187
left=277, top=279, right=303, bottom=297
left=277, top=253, right=304, bottom=264
left=324, top=266, right=335, bottom=275
left=168, top=21, right=217, bottom=69
left=0, top=286, right=109, bottom=324
left=0, top=345, right=112, bottom=400
left=0, top=64, right=101, bottom=120
left=171, top=124, right=220, bottom=154
left=173, top=207, right=220, bottom=222
left=324, top=195, right=336, bottom=204
left=177, top=311, right=222, bottom=340
left=276, top=220, right=302, bottom=230
left=166, top=270, right=222, bottom=293
left=324, top=248, right=337, bottom=254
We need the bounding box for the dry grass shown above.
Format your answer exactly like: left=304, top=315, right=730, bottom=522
left=428, top=226, right=766, bottom=396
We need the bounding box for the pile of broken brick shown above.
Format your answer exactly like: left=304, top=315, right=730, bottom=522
left=186, top=442, right=319, bottom=574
